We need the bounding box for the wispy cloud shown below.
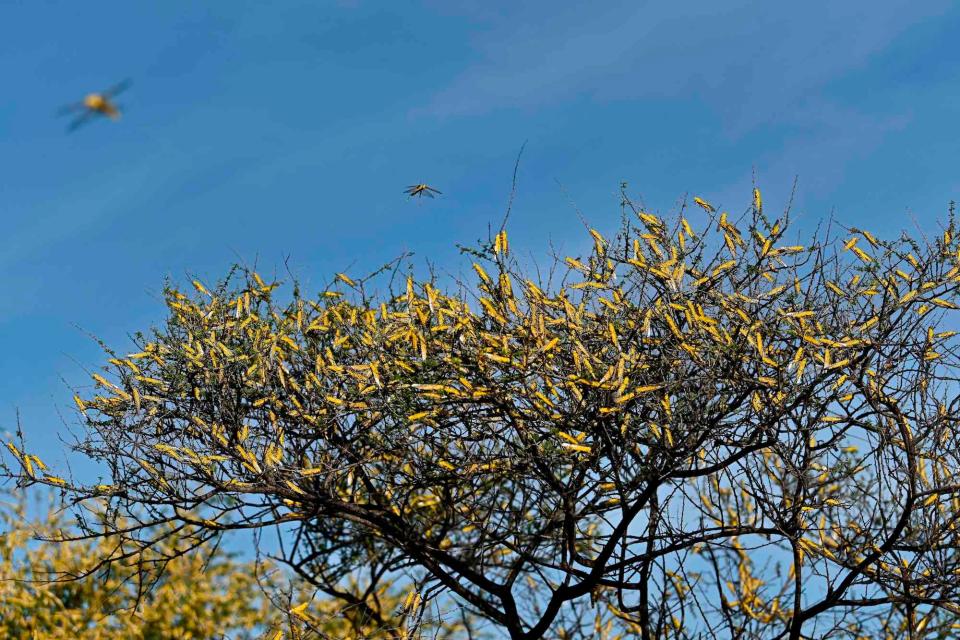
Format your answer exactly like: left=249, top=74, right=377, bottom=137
left=417, top=0, right=949, bottom=136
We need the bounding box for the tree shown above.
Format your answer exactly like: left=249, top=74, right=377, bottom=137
left=0, top=488, right=456, bottom=639
left=0, top=489, right=272, bottom=639
left=8, top=187, right=960, bottom=639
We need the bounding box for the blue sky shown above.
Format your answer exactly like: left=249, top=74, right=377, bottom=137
left=3, top=0, right=960, bottom=469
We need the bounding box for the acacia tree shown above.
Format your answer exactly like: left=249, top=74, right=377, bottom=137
left=8, top=187, right=960, bottom=639
left=0, top=488, right=461, bottom=640
left=0, top=492, right=269, bottom=639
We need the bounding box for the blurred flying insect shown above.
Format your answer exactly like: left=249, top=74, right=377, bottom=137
left=57, top=79, right=132, bottom=132
left=404, top=184, right=442, bottom=199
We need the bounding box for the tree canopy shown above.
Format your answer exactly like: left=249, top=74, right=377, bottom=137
left=0, top=489, right=456, bottom=639
left=8, top=189, right=960, bottom=639
left=0, top=489, right=272, bottom=639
